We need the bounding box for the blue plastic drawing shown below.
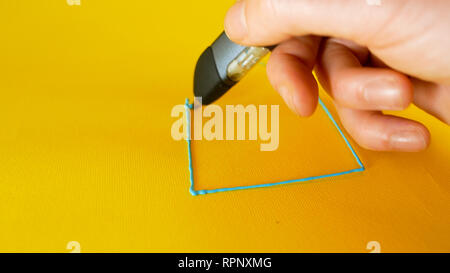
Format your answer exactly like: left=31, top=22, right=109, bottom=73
left=184, top=98, right=365, bottom=196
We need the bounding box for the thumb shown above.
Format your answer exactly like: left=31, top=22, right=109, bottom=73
left=225, top=0, right=406, bottom=47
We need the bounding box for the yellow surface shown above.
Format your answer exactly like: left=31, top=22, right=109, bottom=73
left=0, top=1, right=449, bottom=252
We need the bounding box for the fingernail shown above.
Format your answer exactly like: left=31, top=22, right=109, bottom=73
left=279, top=86, right=303, bottom=116
left=224, top=1, right=248, bottom=41
left=389, top=130, right=428, bottom=151
left=363, top=80, right=408, bottom=110
left=278, top=86, right=296, bottom=113
left=292, top=89, right=308, bottom=117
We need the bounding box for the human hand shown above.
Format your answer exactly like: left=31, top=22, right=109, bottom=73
left=225, top=0, right=450, bottom=152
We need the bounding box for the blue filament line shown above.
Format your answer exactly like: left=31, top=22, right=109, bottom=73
left=317, top=98, right=365, bottom=169
left=184, top=98, right=365, bottom=196
left=184, top=99, right=196, bottom=196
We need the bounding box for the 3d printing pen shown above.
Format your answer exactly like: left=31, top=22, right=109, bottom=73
left=194, top=31, right=274, bottom=105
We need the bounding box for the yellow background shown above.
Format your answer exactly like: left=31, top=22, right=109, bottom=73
left=0, top=1, right=449, bottom=252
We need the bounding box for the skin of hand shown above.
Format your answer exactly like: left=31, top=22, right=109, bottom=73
left=224, top=0, right=450, bottom=152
